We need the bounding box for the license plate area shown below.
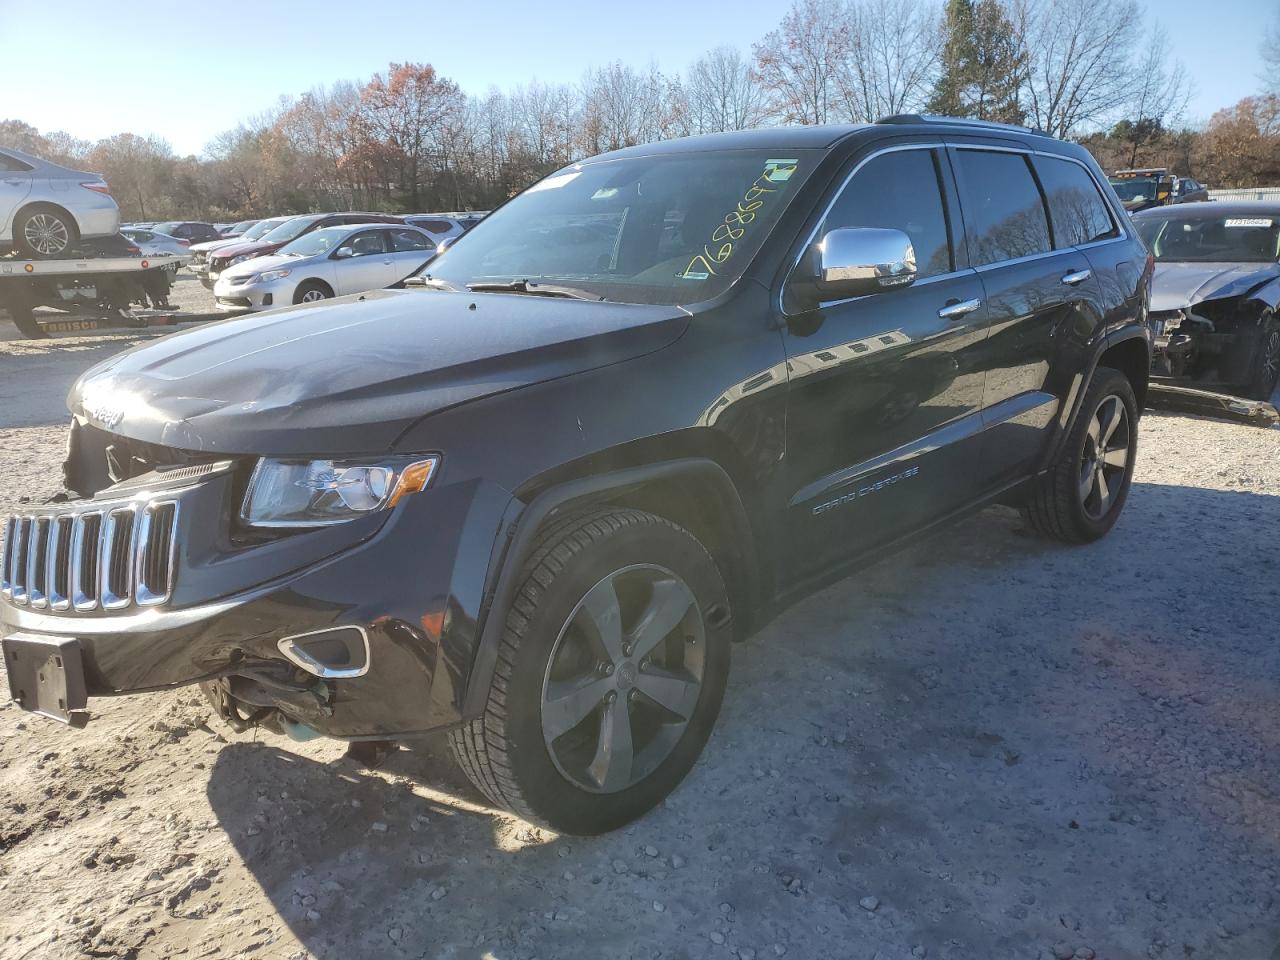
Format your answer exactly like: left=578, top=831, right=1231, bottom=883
left=2, top=634, right=88, bottom=726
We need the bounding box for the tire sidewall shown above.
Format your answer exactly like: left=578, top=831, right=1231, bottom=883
left=1248, top=312, right=1279, bottom=401
left=1065, top=369, right=1138, bottom=540
left=293, top=281, right=331, bottom=305
left=501, top=519, right=730, bottom=835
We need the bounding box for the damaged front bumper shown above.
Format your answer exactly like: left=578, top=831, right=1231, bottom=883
left=0, top=463, right=514, bottom=739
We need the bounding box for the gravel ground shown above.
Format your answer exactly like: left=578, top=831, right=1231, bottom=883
left=0, top=318, right=1278, bottom=960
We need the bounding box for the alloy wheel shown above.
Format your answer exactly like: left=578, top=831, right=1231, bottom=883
left=1262, top=328, right=1280, bottom=385
left=300, top=289, right=327, bottom=303
left=24, top=214, right=70, bottom=256
left=1078, top=394, right=1130, bottom=520
left=540, top=564, right=705, bottom=794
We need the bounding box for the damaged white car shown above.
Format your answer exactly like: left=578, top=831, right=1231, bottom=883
left=1134, top=201, right=1280, bottom=399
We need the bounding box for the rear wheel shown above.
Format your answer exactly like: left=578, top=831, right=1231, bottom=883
left=450, top=509, right=731, bottom=835
left=0, top=281, right=46, bottom=338
left=1246, top=311, right=1280, bottom=401
left=1021, top=368, right=1138, bottom=543
left=13, top=205, right=78, bottom=259
left=292, top=280, right=332, bottom=305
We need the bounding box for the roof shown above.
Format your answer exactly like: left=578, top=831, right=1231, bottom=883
left=1131, top=200, right=1280, bottom=218
left=586, top=125, right=873, bottom=162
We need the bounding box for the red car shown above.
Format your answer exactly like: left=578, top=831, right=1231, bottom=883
left=207, top=212, right=404, bottom=280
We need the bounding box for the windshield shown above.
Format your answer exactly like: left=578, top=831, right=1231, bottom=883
left=1108, top=177, right=1162, bottom=202
left=243, top=218, right=286, bottom=241
left=279, top=227, right=350, bottom=258
left=1136, top=213, right=1280, bottom=263
left=423, top=150, right=816, bottom=305
left=262, top=216, right=321, bottom=244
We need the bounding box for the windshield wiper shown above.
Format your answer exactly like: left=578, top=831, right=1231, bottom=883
left=466, top=279, right=604, bottom=301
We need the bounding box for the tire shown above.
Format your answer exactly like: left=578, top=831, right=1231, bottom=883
left=13, top=204, right=78, bottom=259
left=1021, top=368, right=1138, bottom=543
left=1245, top=311, right=1280, bottom=401
left=449, top=508, right=731, bottom=835
left=292, top=280, right=332, bottom=305
left=0, top=282, right=46, bottom=339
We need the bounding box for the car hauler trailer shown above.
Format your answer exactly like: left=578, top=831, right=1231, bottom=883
left=0, top=252, right=214, bottom=338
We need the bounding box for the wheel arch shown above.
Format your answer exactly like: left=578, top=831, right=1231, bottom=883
left=294, top=277, right=335, bottom=301
left=1095, top=331, right=1151, bottom=412
left=462, top=454, right=763, bottom=719
left=13, top=199, right=79, bottom=239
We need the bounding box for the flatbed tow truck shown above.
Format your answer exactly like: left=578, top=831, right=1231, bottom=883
left=0, top=249, right=219, bottom=339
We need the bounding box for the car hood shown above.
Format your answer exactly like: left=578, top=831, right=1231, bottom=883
left=69, top=289, right=690, bottom=456
left=1150, top=261, right=1280, bottom=311
left=212, top=240, right=282, bottom=262
left=191, top=237, right=242, bottom=254
left=221, top=253, right=298, bottom=279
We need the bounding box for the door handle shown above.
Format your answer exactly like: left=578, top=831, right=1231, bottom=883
left=1061, top=269, right=1092, bottom=286
left=938, top=298, right=982, bottom=320
left=3, top=179, right=22, bottom=185
left=382, top=258, right=393, bottom=264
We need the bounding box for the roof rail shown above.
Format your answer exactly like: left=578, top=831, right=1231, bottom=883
left=875, top=114, right=1049, bottom=137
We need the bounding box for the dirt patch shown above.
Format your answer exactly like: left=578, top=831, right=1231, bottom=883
left=1, top=338, right=1279, bottom=959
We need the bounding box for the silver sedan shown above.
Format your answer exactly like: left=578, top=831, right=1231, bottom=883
left=120, top=227, right=190, bottom=258
left=0, top=147, right=120, bottom=258
left=212, top=223, right=437, bottom=312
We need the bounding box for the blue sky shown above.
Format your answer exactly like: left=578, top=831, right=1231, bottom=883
left=1, top=0, right=1273, bottom=156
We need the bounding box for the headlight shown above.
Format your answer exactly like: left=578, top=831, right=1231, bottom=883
left=256, top=268, right=290, bottom=282
left=242, top=456, right=439, bottom=527
left=229, top=254, right=252, bottom=266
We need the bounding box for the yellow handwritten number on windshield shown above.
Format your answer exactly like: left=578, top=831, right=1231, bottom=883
left=681, top=160, right=797, bottom=281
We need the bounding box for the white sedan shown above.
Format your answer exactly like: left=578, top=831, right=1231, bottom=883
left=212, top=223, right=438, bottom=313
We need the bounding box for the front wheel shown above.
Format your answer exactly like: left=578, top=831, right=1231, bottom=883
left=450, top=509, right=731, bottom=834
left=292, top=280, right=332, bottom=305
left=1021, top=368, right=1138, bottom=543
left=1245, top=311, right=1280, bottom=401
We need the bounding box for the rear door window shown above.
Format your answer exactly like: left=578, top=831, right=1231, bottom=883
left=953, top=150, right=1052, bottom=265
left=821, top=148, right=954, bottom=278
left=347, top=230, right=387, bottom=257
left=1032, top=156, right=1119, bottom=248
left=391, top=229, right=432, bottom=251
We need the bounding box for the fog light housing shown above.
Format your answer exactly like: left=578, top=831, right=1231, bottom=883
left=277, top=626, right=370, bottom=679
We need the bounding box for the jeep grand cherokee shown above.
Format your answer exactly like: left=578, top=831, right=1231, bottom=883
left=0, top=117, right=1151, bottom=835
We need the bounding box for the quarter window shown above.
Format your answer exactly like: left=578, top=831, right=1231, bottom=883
left=954, top=150, right=1052, bottom=265
left=0, top=153, right=33, bottom=173
left=1033, top=156, right=1119, bottom=248
left=822, top=149, right=953, bottom=278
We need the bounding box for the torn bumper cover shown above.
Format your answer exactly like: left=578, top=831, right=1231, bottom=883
left=0, top=464, right=513, bottom=738
left=1147, top=383, right=1280, bottom=427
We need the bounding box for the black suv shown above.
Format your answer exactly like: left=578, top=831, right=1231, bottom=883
left=0, top=118, right=1151, bottom=834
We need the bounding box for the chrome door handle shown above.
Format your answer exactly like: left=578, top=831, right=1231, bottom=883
left=938, top=298, right=982, bottom=320
left=3, top=179, right=22, bottom=185
left=1062, top=269, right=1092, bottom=286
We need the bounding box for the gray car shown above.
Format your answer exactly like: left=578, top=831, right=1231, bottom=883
left=0, top=147, right=120, bottom=258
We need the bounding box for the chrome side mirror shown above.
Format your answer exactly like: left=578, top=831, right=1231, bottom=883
left=817, top=227, right=917, bottom=298
left=334, top=246, right=354, bottom=259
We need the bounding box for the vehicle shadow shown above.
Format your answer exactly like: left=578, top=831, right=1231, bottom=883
left=205, top=481, right=1280, bottom=960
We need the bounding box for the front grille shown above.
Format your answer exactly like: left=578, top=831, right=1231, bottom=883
left=2, top=499, right=179, bottom=611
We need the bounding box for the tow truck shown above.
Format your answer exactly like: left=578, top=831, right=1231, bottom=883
left=0, top=248, right=212, bottom=339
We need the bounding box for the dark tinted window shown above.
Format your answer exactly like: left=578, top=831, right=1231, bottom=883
left=823, top=149, right=952, bottom=278
left=391, top=228, right=432, bottom=252
left=1033, top=156, right=1118, bottom=247
left=347, top=230, right=387, bottom=257
left=0, top=153, right=33, bottom=172
left=413, top=219, right=453, bottom=235
left=954, top=150, right=1052, bottom=265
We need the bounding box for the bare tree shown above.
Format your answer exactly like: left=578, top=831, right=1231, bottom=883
left=686, top=46, right=768, bottom=133
left=1113, top=26, right=1192, bottom=166
left=841, top=0, right=943, bottom=121
left=753, top=0, right=853, bottom=124
left=1010, top=0, right=1142, bottom=138
left=1263, top=7, right=1280, bottom=94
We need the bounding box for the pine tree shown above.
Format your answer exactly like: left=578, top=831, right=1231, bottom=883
left=928, top=0, right=975, bottom=117
left=928, top=0, right=1024, bottom=124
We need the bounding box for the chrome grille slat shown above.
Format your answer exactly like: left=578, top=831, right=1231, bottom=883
left=2, top=498, right=179, bottom=613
